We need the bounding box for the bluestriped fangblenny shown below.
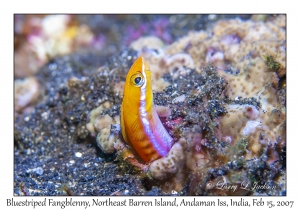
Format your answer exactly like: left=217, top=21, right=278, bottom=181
left=121, top=57, right=174, bottom=162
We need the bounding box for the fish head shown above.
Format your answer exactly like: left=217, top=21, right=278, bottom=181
left=123, top=56, right=153, bottom=115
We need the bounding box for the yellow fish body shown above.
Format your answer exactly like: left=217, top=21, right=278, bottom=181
left=121, top=57, right=173, bottom=162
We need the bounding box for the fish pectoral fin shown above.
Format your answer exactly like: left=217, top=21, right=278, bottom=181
left=129, top=116, right=146, bottom=143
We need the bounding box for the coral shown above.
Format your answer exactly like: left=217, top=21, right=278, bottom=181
left=130, top=36, right=165, bottom=51
left=122, top=15, right=285, bottom=194
left=14, top=15, right=95, bottom=78
left=163, top=15, right=286, bottom=74
left=155, top=105, right=172, bottom=118
left=94, top=114, right=114, bottom=133
left=86, top=101, right=112, bottom=135
left=148, top=128, right=212, bottom=193
left=149, top=138, right=186, bottom=181
left=14, top=77, right=40, bottom=112
left=160, top=53, right=195, bottom=79
left=152, top=78, right=171, bottom=92
left=149, top=15, right=286, bottom=163
left=14, top=41, right=48, bottom=78
left=96, top=124, right=124, bottom=154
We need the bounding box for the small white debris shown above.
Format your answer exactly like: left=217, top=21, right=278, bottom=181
left=172, top=94, right=186, bottom=103
left=26, top=149, right=31, bottom=155
left=241, top=120, right=262, bottom=136
left=41, top=112, right=48, bottom=119
left=34, top=167, right=44, bottom=176
left=208, top=14, right=217, bottom=20
left=171, top=190, right=178, bottom=195
left=75, top=152, right=82, bottom=158
left=223, top=136, right=232, bottom=144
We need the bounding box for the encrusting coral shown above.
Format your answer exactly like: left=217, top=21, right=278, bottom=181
left=15, top=76, right=40, bottom=113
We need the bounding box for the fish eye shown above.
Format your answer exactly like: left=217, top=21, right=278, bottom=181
left=134, top=77, right=141, bottom=84
left=130, top=73, right=145, bottom=87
